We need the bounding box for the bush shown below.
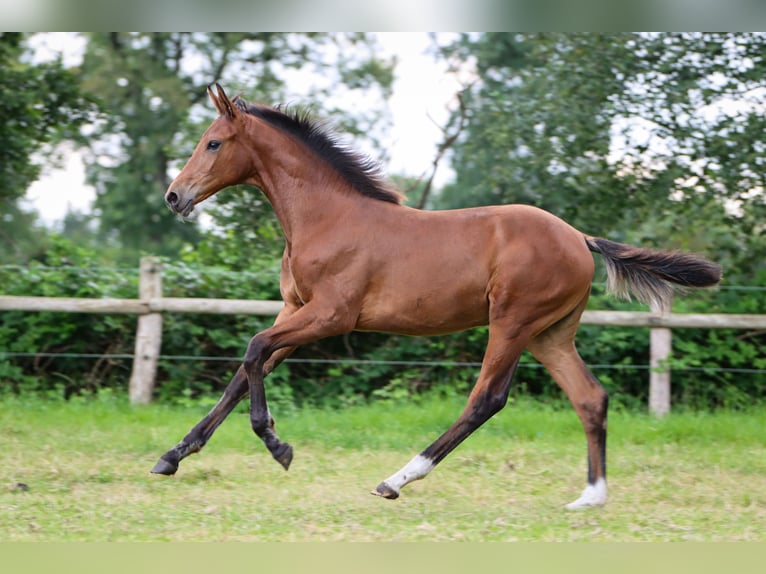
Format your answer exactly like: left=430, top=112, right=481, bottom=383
left=1, top=235, right=764, bottom=409
left=0, top=236, right=137, bottom=396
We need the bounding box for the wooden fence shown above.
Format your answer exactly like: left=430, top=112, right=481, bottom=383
left=2, top=256, right=765, bottom=414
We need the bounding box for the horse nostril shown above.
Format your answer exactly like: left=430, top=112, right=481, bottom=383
left=165, top=191, right=179, bottom=206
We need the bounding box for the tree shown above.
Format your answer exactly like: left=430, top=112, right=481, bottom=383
left=437, top=33, right=766, bottom=282
left=0, top=33, right=93, bottom=263
left=76, top=33, right=394, bottom=264
left=435, top=34, right=632, bottom=230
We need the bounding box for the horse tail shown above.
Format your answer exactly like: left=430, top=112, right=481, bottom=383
left=584, top=236, right=722, bottom=313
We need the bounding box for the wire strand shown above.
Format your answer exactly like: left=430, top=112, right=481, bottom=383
left=1, top=351, right=764, bottom=374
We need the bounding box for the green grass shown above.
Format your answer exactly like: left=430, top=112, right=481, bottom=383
left=1, top=393, right=765, bottom=541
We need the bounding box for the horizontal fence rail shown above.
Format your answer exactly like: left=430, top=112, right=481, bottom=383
left=2, top=295, right=765, bottom=329
left=582, top=310, right=766, bottom=329
left=2, top=257, right=765, bottom=414
left=0, top=295, right=285, bottom=315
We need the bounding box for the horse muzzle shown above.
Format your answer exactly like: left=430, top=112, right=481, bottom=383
left=164, top=187, right=195, bottom=218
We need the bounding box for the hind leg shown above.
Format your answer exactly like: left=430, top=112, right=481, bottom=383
left=372, top=322, right=527, bottom=499
left=529, top=309, right=608, bottom=509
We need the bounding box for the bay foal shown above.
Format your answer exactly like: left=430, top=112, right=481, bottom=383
left=154, top=84, right=721, bottom=508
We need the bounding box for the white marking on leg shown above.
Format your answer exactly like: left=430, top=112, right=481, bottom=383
left=378, top=454, right=435, bottom=496
left=565, top=477, right=607, bottom=509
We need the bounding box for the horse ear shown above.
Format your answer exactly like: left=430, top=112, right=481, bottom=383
left=207, top=84, right=224, bottom=116
left=212, top=82, right=237, bottom=119
left=207, top=83, right=238, bottom=119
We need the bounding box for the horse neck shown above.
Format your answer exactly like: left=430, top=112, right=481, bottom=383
left=242, top=127, right=365, bottom=243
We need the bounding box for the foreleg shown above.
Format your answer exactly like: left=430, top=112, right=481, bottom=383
left=242, top=299, right=357, bottom=469
left=151, top=346, right=295, bottom=475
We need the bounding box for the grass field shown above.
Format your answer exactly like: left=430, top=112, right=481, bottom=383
left=1, top=393, right=765, bottom=541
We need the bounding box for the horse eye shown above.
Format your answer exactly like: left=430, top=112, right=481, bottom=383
left=206, top=140, right=221, bottom=151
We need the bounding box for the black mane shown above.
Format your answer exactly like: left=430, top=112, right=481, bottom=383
left=234, top=98, right=403, bottom=205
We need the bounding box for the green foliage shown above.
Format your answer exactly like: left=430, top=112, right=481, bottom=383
left=152, top=257, right=281, bottom=404
left=0, top=33, right=92, bottom=204
left=1, top=231, right=764, bottom=410
left=437, top=33, right=766, bottom=283
left=0, top=204, right=50, bottom=264
left=667, top=281, right=766, bottom=410
left=436, top=33, right=631, bottom=230
left=0, top=33, right=94, bottom=263
left=1, top=235, right=763, bottom=410
left=0, top=236, right=138, bottom=396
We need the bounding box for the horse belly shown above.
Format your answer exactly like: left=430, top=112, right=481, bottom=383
left=355, top=276, right=490, bottom=336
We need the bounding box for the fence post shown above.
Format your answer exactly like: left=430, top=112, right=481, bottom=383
left=649, top=299, right=672, bottom=417
left=128, top=256, right=163, bottom=404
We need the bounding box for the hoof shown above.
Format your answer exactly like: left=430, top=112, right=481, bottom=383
left=371, top=482, right=399, bottom=499
left=565, top=478, right=607, bottom=510
left=273, top=443, right=293, bottom=471
left=151, top=457, right=178, bottom=476
left=565, top=499, right=605, bottom=510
